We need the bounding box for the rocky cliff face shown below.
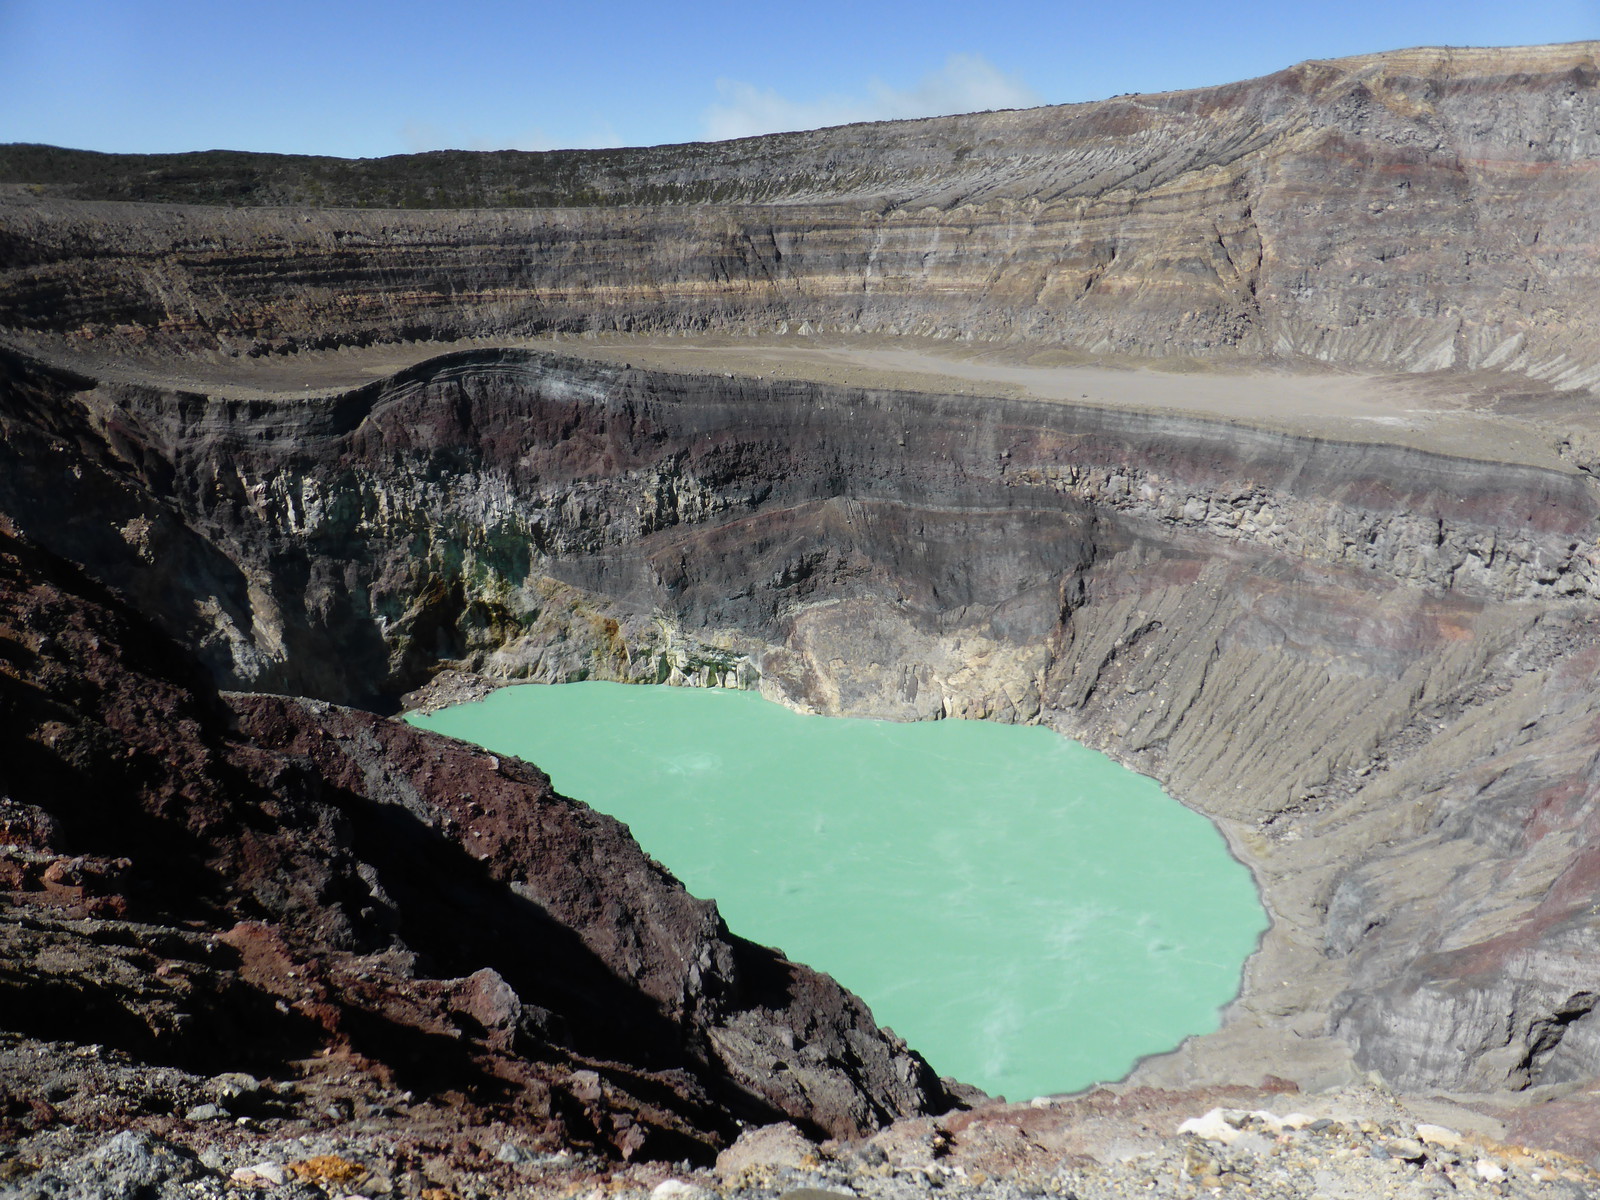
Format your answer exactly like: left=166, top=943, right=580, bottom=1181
left=5, top=334, right=1600, bottom=1108
left=0, top=514, right=953, bottom=1161
left=5, top=43, right=1600, bottom=386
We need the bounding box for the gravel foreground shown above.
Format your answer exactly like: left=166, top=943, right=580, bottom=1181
left=6, top=1036, right=1599, bottom=1200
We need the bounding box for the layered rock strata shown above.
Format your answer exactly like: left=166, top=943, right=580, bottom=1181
left=6, top=35, right=1600, bottom=1174
left=5, top=43, right=1600, bottom=386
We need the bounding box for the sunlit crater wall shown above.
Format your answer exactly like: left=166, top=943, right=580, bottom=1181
left=4, top=44, right=1600, bottom=385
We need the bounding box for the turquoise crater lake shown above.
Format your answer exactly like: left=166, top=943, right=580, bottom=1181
left=408, top=682, right=1266, bottom=1100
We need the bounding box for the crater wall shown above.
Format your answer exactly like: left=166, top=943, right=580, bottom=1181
left=8, top=37, right=1600, bottom=1143
left=5, top=342, right=1600, bottom=1099
left=5, top=42, right=1600, bottom=385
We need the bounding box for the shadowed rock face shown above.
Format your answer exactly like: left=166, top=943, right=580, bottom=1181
left=7, top=39, right=1600, bottom=1148
left=4, top=43, right=1600, bottom=385
left=0, top=515, right=953, bottom=1160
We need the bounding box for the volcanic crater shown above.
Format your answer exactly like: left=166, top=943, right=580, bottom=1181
left=6, top=38, right=1600, bottom=1196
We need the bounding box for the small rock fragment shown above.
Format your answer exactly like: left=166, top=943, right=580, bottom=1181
left=568, top=1069, right=603, bottom=1103
left=1178, top=1109, right=1242, bottom=1145
left=231, top=1162, right=287, bottom=1187
left=1475, top=1158, right=1506, bottom=1182
left=1383, top=1137, right=1426, bottom=1162
left=1415, top=1123, right=1465, bottom=1151
left=717, top=1123, right=818, bottom=1181
left=210, top=1071, right=262, bottom=1104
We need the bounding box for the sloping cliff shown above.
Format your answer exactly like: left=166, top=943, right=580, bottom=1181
left=0, top=513, right=952, bottom=1162
left=5, top=335, right=1600, bottom=1109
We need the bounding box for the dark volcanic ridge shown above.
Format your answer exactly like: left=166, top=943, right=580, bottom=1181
left=6, top=38, right=1600, bottom=1198
left=0, top=512, right=954, bottom=1160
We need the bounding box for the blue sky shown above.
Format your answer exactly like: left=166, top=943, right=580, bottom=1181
left=1, top=0, right=1596, bottom=157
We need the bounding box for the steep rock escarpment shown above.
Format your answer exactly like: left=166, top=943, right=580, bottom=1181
left=5, top=339, right=1600, bottom=1103
left=0, top=515, right=952, bottom=1161
left=5, top=42, right=1600, bottom=386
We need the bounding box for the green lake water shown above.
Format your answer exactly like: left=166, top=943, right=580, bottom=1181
left=408, top=681, right=1266, bottom=1100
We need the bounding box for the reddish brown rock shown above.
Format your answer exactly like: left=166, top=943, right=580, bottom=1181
left=0, top=517, right=953, bottom=1160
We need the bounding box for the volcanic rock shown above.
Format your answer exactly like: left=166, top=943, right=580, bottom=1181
left=5, top=44, right=1600, bottom=388
left=0, top=516, right=951, bottom=1160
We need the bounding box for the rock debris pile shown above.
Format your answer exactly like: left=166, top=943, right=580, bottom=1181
left=10, top=1064, right=1600, bottom=1200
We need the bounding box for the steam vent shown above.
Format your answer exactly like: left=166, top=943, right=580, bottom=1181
left=6, top=40, right=1600, bottom=1199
